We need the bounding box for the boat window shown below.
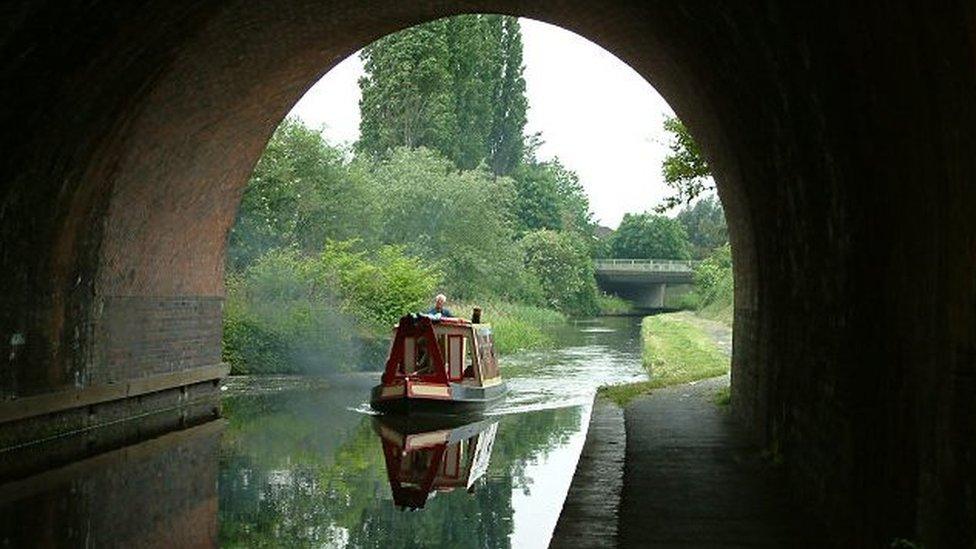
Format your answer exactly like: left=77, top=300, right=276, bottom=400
left=413, top=336, right=432, bottom=375
left=474, top=328, right=498, bottom=380
left=441, top=442, right=461, bottom=479
left=402, top=337, right=415, bottom=375
left=447, top=335, right=465, bottom=380
left=401, top=448, right=435, bottom=483
left=463, top=335, right=477, bottom=380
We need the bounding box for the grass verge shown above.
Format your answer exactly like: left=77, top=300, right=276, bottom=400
left=598, top=313, right=730, bottom=406
left=455, top=300, right=566, bottom=355
left=713, top=386, right=731, bottom=406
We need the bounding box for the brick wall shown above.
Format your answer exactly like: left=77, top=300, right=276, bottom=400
left=92, top=296, right=222, bottom=385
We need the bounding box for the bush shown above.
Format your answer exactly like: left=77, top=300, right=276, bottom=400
left=309, top=240, right=442, bottom=330
left=596, top=293, right=632, bottom=315
left=222, top=251, right=360, bottom=374
left=669, top=290, right=701, bottom=311
left=222, top=243, right=441, bottom=374
left=519, top=229, right=599, bottom=316
left=694, top=244, right=733, bottom=323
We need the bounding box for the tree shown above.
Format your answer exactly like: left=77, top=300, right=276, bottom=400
left=486, top=16, right=527, bottom=176
left=510, top=157, right=593, bottom=237
left=228, top=118, right=371, bottom=271
left=609, top=212, right=692, bottom=259
left=657, top=116, right=713, bottom=212
left=358, top=20, right=457, bottom=157
left=352, top=146, right=529, bottom=300
left=519, top=230, right=599, bottom=315
left=676, top=194, right=728, bottom=258
left=357, top=15, right=527, bottom=176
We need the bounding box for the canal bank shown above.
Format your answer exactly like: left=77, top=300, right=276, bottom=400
left=552, top=312, right=824, bottom=547
left=553, top=375, right=825, bottom=548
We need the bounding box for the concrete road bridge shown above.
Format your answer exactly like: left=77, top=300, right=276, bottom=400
left=594, top=259, right=697, bottom=308
left=1, top=2, right=974, bottom=546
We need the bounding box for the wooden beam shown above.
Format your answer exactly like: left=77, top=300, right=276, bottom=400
left=0, top=364, right=230, bottom=425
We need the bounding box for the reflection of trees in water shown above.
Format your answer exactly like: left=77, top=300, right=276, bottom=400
left=493, top=406, right=582, bottom=494
left=218, top=389, right=583, bottom=548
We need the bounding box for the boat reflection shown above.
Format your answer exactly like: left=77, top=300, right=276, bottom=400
left=372, top=416, right=499, bottom=510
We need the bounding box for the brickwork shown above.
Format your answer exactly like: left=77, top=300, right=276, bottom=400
left=0, top=2, right=973, bottom=546
left=93, top=296, right=222, bottom=384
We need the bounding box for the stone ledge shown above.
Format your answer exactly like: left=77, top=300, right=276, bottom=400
left=0, top=363, right=229, bottom=425
left=550, top=395, right=626, bottom=548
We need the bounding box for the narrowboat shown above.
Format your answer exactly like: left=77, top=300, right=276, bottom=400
left=370, top=310, right=507, bottom=415
left=372, top=415, right=499, bottom=510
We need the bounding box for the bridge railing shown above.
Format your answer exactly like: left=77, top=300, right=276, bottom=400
left=593, top=258, right=698, bottom=272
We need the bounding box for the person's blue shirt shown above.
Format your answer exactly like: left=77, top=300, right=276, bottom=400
left=427, top=307, right=453, bottom=318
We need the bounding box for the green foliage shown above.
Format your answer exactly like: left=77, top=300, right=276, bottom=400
left=308, top=240, right=442, bottom=330
left=596, top=293, right=633, bottom=315
left=658, top=115, right=713, bottom=212
left=222, top=243, right=439, bottom=374
left=511, top=157, right=594, bottom=237
left=694, top=244, right=733, bottom=323
left=223, top=116, right=598, bottom=372
left=668, top=289, right=702, bottom=311
left=222, top=249, right=360, bottom=375
left=609, top=212, right=692, bottom=259
left=713, top=386, right=731, bottom=406
left=355, top=146, right=530, bottom=300
left=358, top=20, right=456, bottom=157
left=228, top=118, right=371, bottom=270
left=358, top=15, right=527, bottom=176
left=676, top=194, right=728, bottom=258
left=519, top=229, right=599, bottom=316
left=456, top=300, right=566, bottom=354
left=487, top=17, right=528, bottom=176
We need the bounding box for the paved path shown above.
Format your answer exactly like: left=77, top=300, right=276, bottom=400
left=617, top=376, right=821, bottom=547
left=553, top=314, right=821, bottom=548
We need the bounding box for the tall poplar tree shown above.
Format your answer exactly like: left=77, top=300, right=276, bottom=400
left=358, top=15, right=527, bottom=176
left=487, top=17, right=527, bottom=176
left=357, top=20, right=457, bottom=157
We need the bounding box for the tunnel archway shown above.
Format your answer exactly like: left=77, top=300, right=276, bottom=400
left=1, top=3, right=974, bottom=546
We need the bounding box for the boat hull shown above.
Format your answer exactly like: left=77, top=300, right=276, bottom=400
left=370, top=381, right=507, bottom=416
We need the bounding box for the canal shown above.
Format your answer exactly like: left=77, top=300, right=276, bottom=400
left=218, top=315, right=646, bottom=548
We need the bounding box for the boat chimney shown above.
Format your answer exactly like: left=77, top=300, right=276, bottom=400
left=471, top=307, right=482, bottom=324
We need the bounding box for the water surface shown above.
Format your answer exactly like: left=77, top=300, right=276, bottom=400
left=218, top=316, right=646, bottom=548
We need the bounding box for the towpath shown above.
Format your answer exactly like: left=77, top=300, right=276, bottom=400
left=552, top=315, right=821, bottom=547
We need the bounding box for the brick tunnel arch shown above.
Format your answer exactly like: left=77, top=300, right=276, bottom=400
left=1, top=3, right=974, bottom=546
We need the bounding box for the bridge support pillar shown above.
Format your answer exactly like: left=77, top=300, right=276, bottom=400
left=645, top=283, right=666, bottom=309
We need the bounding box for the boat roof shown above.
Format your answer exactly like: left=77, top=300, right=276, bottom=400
left=394, top=314, right=477, bottom=329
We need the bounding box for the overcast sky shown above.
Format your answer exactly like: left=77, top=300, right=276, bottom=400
left=289, top=18, right=677, bottom=228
